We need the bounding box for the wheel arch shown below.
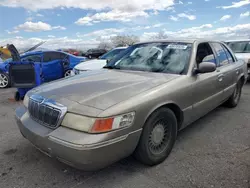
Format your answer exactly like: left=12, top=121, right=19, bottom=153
left=144, top=102, right=184, bottom=131
left=239, top=74, right=246, bottom=86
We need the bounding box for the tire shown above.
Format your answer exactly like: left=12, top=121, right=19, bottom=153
left=225, top=80, right=243, bottom=108
left=0, top=72, right=10, bottom=89
left=15, top=92, right=20, bottom=101
left=134, top=108, right=178, bottom=166
left=64, top=70, right=71, bottom=77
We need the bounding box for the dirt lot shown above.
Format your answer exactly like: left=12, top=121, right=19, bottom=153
left=0, top=86, right=250, bottom=188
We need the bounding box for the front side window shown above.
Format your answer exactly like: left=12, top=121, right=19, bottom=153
left=21, top=55, right=42, bottom=62
left=108, top=42, right=192, bottom=75
left=196, top=43, right=216, bottom=66
left=211, top=43, right=229, bottom=67
left=227, top=41, right=250, bottom=53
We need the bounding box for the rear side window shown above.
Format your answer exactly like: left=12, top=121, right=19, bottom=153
left=210, top=43, right=229, bottom=67
left=43, top=52, right=67, bottom=62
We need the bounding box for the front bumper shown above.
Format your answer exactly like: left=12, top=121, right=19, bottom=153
left=15, top=106, right=141, bottom=171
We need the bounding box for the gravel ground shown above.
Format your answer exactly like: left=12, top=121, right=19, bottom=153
left=0, top=86, right=249, bottom=188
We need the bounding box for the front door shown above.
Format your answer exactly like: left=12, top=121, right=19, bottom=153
left=191, top=42, right=223, bottom=120
left=42, top=52, right=64, bottom=82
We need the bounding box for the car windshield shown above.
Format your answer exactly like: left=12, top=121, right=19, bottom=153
left=227, top=41, right=250, bottom=53
left=99, top=48, right=126, bottom=60
left=107, top=42, right=192, bottom=75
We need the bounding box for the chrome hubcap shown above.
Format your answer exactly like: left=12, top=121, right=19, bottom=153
left=149, top=121, right=169, bottom=154
left=0, top=73, right=8, bottom=88
left=64, top=70, right=71, bottom=77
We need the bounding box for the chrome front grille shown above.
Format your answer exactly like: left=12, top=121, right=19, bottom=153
left=28, top=95, right=67, bottom=129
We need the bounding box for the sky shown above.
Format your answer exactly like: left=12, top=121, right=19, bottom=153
left=0, top=0, right=250, bottom=50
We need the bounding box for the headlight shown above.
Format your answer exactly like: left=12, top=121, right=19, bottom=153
left=23, top=94, right=29, bottom=107
left=61, top=112, right=135, bottom=133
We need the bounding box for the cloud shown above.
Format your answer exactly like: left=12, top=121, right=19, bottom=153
left=75, top=10, right=149, bottom=25
left=81, top=28, right=126, bottom=38
left=26, top=17, right=33, bottom=21
left=141, top=23, right=250, bottom=40
left=240, top=11, right=250, bottom=18
left=5, top=30, right=19, bottom=34
left=14, top=21, right=66, bottom=32
left=205, top=0, right=210, bottom=1
left=220, top=15, right=231, bottom=21
left=57, top=14, right=61, bottom=16
left=52, top=26, right=66, bottom=30
left=0, top=37, right=100, bottom=50
left=177, top=13, right=196, bottom=20
left=48, top=35, right=55, bottom=38
left=15, top=36, right=23, bottom=39
left=169, top=15, right=178, bottom=21
left=36, top=13, right=44, bottom=17
left=187, top=2, right=192, bottom=5
left=0, top=0, right=175, bottom=12
left=217, top=0, right=250, bottom=9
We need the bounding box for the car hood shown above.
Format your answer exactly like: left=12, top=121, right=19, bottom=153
left=74, top=59, right=106, bottom=70
left=235, top=53, right=250, bottom=63
left=30, top=69, right=178, bottom=111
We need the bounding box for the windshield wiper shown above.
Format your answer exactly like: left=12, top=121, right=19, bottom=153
left=103, top=65, right=120, bottom=69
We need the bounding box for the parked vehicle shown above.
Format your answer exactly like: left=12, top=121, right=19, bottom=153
left=225, top=39, right=250, bottom=77
left=82, top=49, right=107, bottom=59
left=16, top=39, right=247, bottom=171
left=0, top=49, right=87, bottom=88
left=72, top=47, right=127, bottom=75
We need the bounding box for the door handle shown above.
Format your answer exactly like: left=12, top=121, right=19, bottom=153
left=218, top=74, right=224, bottom=82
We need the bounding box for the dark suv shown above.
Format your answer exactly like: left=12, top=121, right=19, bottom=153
left=82, top=49, right=107, bottom=59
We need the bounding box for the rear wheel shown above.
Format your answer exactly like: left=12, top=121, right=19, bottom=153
left=225, top=80, right=243, bottom=108
left=15, top=91, right=20, bottom=101
left=0, top=72, right=10, bottom=88
left=134, top=108, right=177, bottom=166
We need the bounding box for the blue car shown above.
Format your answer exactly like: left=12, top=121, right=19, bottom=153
left=0, top=50, right=87, bottom=88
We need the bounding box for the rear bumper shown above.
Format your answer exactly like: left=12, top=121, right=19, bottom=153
left=15, top=106, right=141, bottom=171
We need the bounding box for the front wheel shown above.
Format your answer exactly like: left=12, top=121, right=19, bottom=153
left=225, top=80, right=243, bottom=108
left=64, top=70, right=72, bottom=77
left=0, top=72, right=10, bottom=88
left=134, top=108, right=177, bottom=166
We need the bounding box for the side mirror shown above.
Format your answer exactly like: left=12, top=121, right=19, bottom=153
left=196, top=62, right=216, bottom=74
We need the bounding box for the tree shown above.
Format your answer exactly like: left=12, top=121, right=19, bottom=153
left=98, top=40, right=112, bottom=50
left=110, top=35, right=140, bottom=47
left=151, top=31, right=168, bottom=40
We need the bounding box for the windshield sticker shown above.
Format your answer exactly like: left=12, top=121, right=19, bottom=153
left=167, top=44, right=188, bottom=50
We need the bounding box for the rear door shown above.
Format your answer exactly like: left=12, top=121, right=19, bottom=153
left=210, top=43, right=236, bottom=100
left=42, top=52, right=64, bottom=82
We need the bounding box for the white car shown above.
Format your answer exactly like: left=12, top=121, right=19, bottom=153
left=71, top=47, right=127, bottom=75
left=226, top=39, right=250, bottom=75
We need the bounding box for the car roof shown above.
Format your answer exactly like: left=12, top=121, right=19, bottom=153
left=136, top=39, right=222, bottom=44
left=21, top=50, right=71, bottom=57
left=225, top=39, right=250, bottom=42
left=113, top=47, right=127, bottom=50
